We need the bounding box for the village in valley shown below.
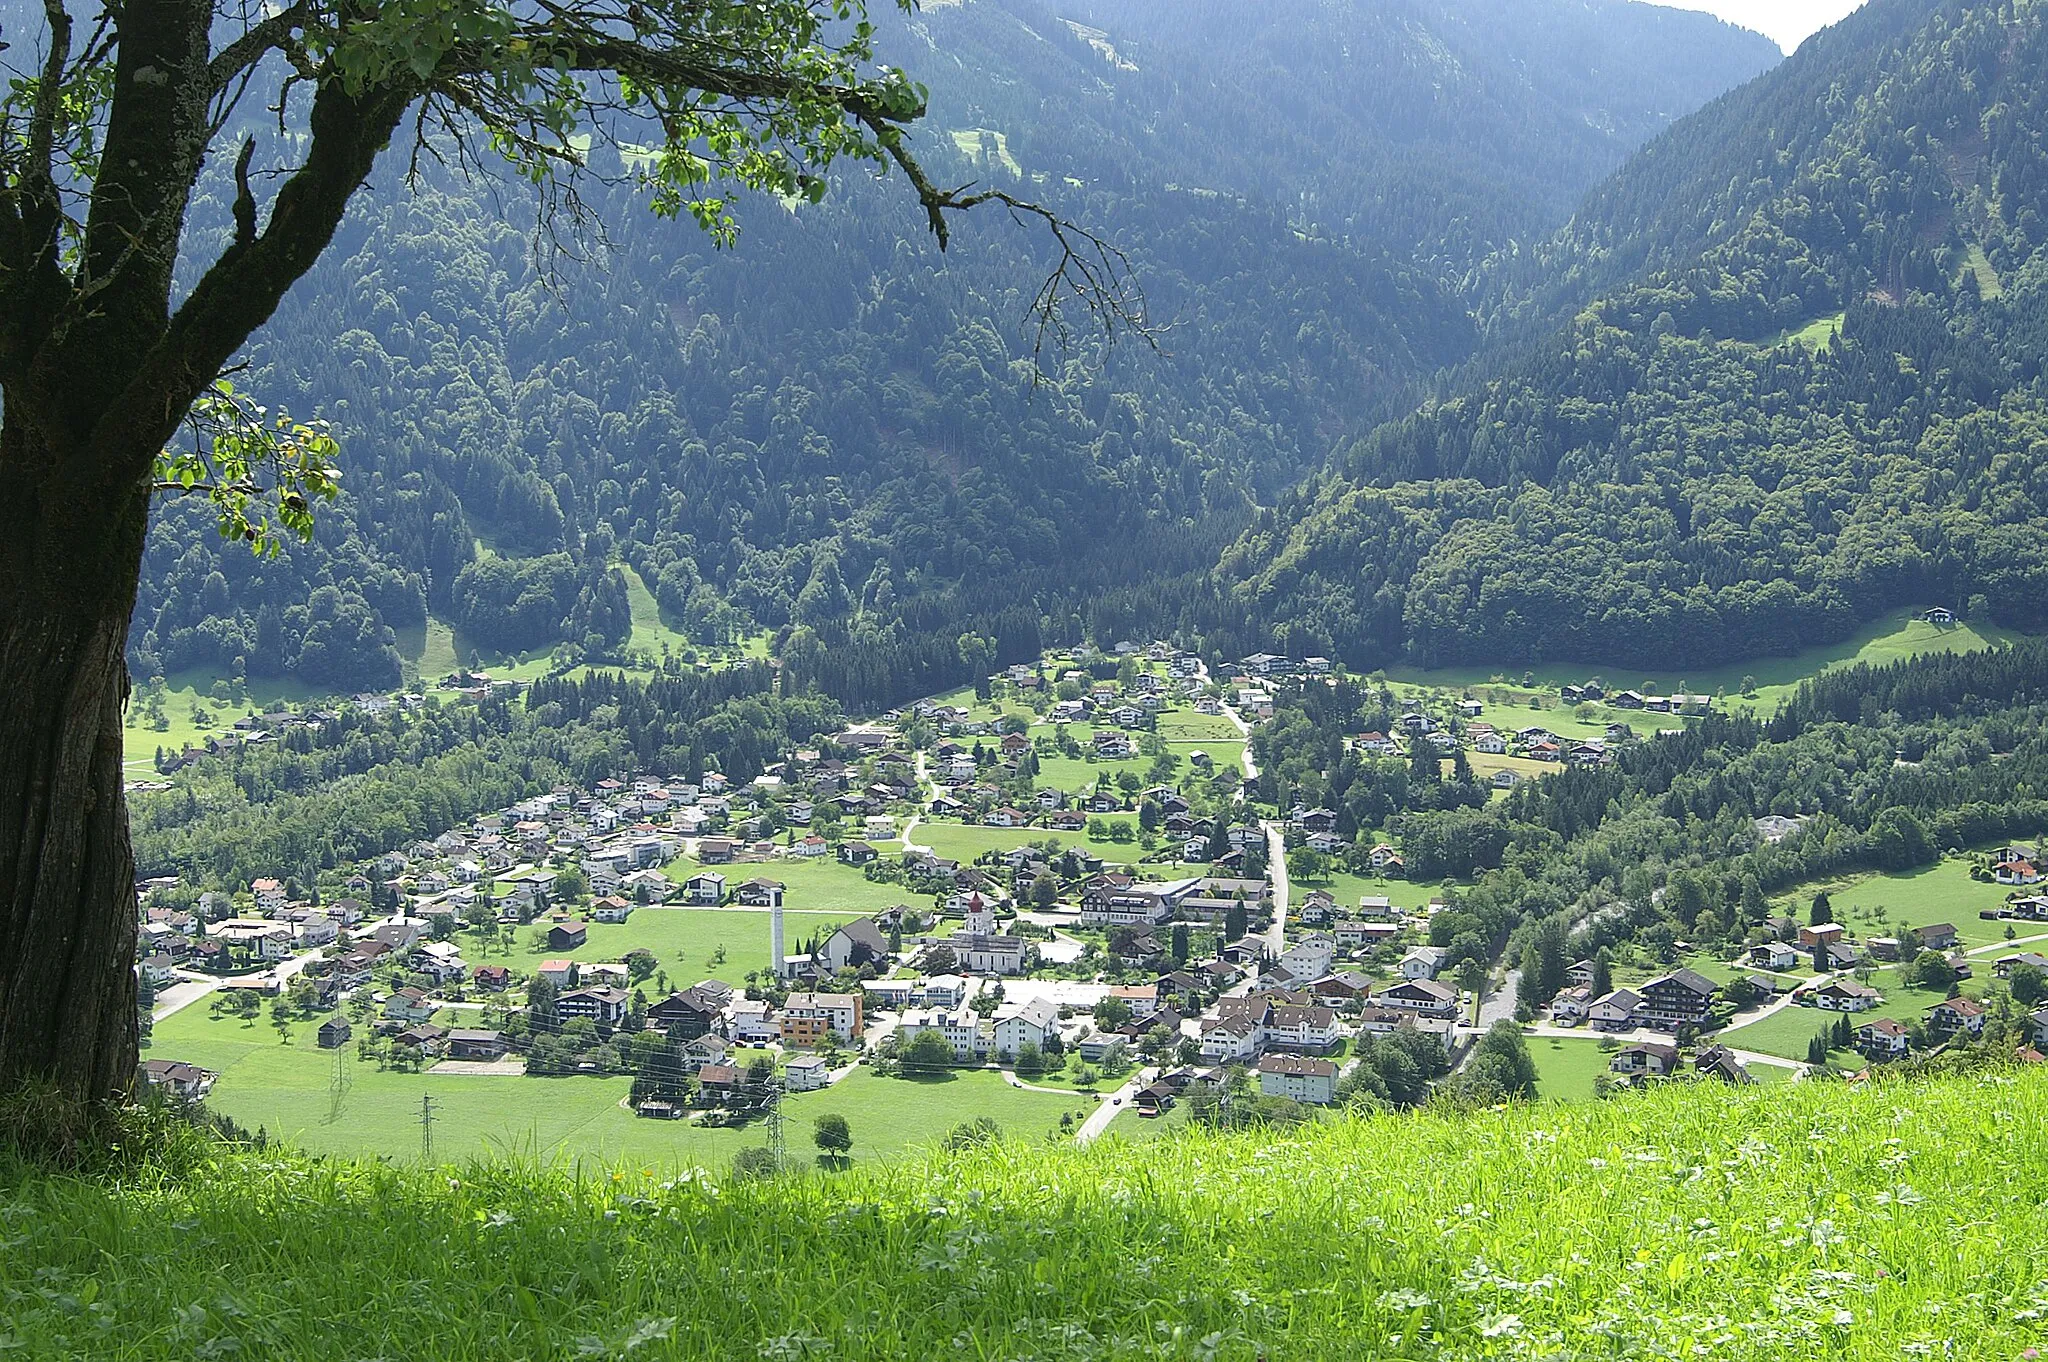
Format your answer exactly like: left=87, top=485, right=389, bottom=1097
left=135, top=636, right=2048, bottom=1159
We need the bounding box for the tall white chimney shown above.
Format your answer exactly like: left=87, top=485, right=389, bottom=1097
left=770, top=897, right=785, bottom=978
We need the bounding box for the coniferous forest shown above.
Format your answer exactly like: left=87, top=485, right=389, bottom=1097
left=131, top=0, right=1782, bottom=705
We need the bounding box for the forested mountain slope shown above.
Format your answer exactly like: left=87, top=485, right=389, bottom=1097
left=129, top=0, right=1774, bottom=706
left=1219, top=0, right=2048, bottom=671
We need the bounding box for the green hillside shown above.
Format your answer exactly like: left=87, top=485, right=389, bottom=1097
left=8, top=1071, right=2045, bottom=1359
left=126, top=0, right=1775, bottom=712
left=1215, top=0, right=2048, bottom=675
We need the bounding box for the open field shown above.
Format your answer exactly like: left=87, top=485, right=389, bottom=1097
left=1155, top=710, right=1244, bottom=742
left=1781, top=855, right=2032, bottom=950
left=913, top=821, right=1155, bottom=869
left=1715, top=966, right=1959, bottom=1061
left=1380, top=608, right=2026, bottom=716
left=1291, top=870, right=1458, bottom=915
left=661, top=855, right=917, bottom=917
left=1764, top=309, right=1847, bottom=351
left=510, top=906, right=869, bottom=985
left=144, top=1009, right=1072, bottom=1164
left=17, top=1072, right=2048, bottom=1360
left=1527, top=1035, right=1616, bottom=1102
left=1030, top=739, right=1243, bottom=794
left=123, top=670, right=327, bottom=766
left=1465, top=751, right=1555, bottom=783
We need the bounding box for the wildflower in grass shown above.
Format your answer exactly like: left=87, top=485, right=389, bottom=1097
left=1480, top=1313, right=1524, bottom=1338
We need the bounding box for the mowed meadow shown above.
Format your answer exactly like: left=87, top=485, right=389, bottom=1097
left=6, top=1072, right=2046, bottom=1360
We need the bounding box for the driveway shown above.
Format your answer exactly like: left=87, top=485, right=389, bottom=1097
left=1075, top=1066, right=1154, bottom=1145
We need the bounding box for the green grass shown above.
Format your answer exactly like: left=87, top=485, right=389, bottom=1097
left=1290, top=871, right=1457, bottom=915
left=1771, top=310, right=1846, bottom=351
left=1960, top=243, right=2003, bottom=300
left=511, top=906, right=869, bottom=985
left=949, top=126, right=1020, bottom=175
left=14, top=1072, right=2048, bottom=1359
left=913, top=821, right=1151, bottom=869
left=1785, top=855, right=2031, bottom=951
left=1526, top=1035, right=1617, bottom=1102
left=143, top=1009, right=1071, bottom=1165
left=660, top=855, right=917, bottom=918
left=1378, top=608, right=2026, bottom=717
left=1155, top=711, right=1244, bottom=742
left=1031, top=740, right=1243, bottom=794
left=618, top=564, right=693, bottom=660
left=122, top=670, right=326, bottom=766
left=1714, top=967, right=1961, bottom=1062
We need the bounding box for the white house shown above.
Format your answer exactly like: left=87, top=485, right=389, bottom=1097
left=1278, top=934, right=1336, bottom=985
left=919, top=975, right=969, bottom=1009
left=1255, top=1053, right=1336, bottom=1106
left=1375, top=978, right=1458, bottom=1018
left=897, top=1007, right=987, bottom=1061
left=1399, top=946, right=1448, bottom=981
left=1810, top=980, right=1881, bottom=1012
left=1745, top=941, right=1802, bottom=972
left=1197, top=1016, right=1262, bottom=1063
left=992, top=997, right=1060, bottom=1058
left=1549, top=985, right=1593, bottom=1023
left=1264, top=1003, right=1340, bottom=1054
left=783, top=1055, right=832, bottom=1091
left=1589, top=988, right=1640, bottom=1031
left=729, top=998, right=778, bottom=1043
left=816, top=918, right=890, bottom=973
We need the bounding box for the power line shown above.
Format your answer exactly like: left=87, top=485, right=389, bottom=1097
left=419, top=1092, right=437, bottom=1163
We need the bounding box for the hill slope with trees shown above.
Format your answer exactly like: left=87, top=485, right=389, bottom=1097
left=129, top=0, right=1776, bottom=704
left=1217, top=0, right=2048, bottom=671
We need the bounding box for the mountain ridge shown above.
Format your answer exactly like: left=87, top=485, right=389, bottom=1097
left=129, top=0, right=1777, bottom=707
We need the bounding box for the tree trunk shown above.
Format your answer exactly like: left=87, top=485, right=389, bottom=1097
left=0, top=429, right=151, bottom=1116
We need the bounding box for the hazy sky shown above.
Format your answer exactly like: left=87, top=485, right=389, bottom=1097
left=1645, top=0, right=1870, bottom=52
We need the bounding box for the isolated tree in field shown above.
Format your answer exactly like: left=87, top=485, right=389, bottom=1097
left=811, top=1111, right=851, bottom=1162
left=0, top=0, right=1131, bottom=1121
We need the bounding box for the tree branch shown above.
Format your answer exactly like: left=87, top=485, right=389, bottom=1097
left=84, top=80, right=414, bottom=494
left=26, top=0, right=73, bottom=183
left=865, top=119, right=1152, bottom=355
left=206, top=0, right=315, bottom=95
left=232, top=138, right=258, bottom=248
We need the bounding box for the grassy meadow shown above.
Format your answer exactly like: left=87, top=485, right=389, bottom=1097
left=1780, top=854, right=2042, bottom=951
left=508, top=904, right=871, bottom=985
left=144, top=1007, right=1074, bottom=1165
left=1380, top=607, right=2025, bottom=716
left=11, top=1071, right=2048, bottom=1359
left=659, top=854, right=917, bottom=918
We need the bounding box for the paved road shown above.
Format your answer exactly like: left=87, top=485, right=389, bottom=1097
left=1075, top=1066, right=1155, bottom=1145
left=153, top=938, right=332, bottom=1021
left=1002, top=1070, right=1089, bottom=1097
left=1262, top=821, right=1289, bottom=952
left=1473, top=966, right=1522, bottom=1032
left=1714, top=972, right=1835, bottom=1042
left=151, top=975, right=222, bottom=1021
left=1965, top=930, right=2048, bottom=957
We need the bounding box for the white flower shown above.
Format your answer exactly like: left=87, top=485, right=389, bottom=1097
left=1481, top=1314, right=1525, bottom=1339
